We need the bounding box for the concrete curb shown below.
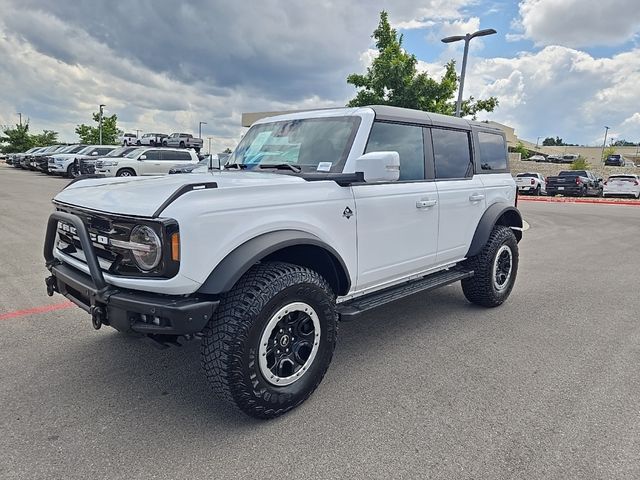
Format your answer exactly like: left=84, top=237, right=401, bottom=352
left=519, top=196, right=640, bottom=207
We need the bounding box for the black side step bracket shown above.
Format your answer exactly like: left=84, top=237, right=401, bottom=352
left=337, top=268, right=473, bottom=320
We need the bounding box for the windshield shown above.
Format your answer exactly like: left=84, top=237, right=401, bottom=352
left=107, top=146, right=133, bottom=157
left=608, top=176, right=635, bottom=181
left=517, top=173, right=537, bottom=177
left=77, top=146, right=97, bottom=155
left=125, top=148, right=146, bottom=159
left=226, top=116, right=360, bottom=173
left=559, top=171, right=584, bottom=176
left=607, top=155, right=621, bottom=160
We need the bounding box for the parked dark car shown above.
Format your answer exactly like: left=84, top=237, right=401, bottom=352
left=545, top=170, right=603, bottom=197
left=604, top=154, right=625, bottom=166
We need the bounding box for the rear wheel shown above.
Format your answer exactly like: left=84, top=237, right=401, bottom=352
left=179, top=141, right=185, bottom=148
left=534, top=185, right=541, bottom=196
left=116, top=168, right=136, bottom=177
left=461, top=226, right=519, bottom=308
left=201, top=262, right=338, bottom=419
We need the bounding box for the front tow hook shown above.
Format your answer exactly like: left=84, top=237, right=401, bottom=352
left=45, top=276, right=57, bottom=297
left=90, top=306, right=105, bottom=330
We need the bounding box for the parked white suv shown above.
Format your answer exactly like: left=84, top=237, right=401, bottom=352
left=44, top=106, right=522, bottom=419
left=94, top=147, right=199, bottom=177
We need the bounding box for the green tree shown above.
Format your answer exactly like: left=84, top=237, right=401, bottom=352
left=542, top=136, right=563, bottom=146
left=222, top=147, right=232, bottom=153
left=346, top=11, right=498, bottom=118
left=511, top=141, right=529, bottom=158
left=0, top=122, right=33, bottom=153
left=75, top=112, right=120, bottom=144
left=30, top=130, right=59, bottom=147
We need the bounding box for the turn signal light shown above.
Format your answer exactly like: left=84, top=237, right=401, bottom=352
left=171, top=232, right=180, bottom=261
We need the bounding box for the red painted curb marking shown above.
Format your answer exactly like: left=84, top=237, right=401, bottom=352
left=0, top=301, right=73, bottom=321
left=519, top=197, right=640, bottom=206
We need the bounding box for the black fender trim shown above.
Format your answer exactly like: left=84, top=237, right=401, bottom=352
left=197, top=230, right=351, bottom=295
left=466, top=204, right=523, bottom=258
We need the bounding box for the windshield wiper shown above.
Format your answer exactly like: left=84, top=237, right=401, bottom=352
left=223, top=163, right=248, bottom=170
left=259, top=163, right=302, bottom=173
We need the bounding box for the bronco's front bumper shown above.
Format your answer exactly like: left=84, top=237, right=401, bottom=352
left=44, top=211, right=218, bottom=335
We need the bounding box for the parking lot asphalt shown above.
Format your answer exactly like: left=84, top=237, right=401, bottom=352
left=1, top=163, right=639, bottom=479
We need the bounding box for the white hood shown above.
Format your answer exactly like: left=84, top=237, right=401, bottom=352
left=53, top=171, right=308, bottom=217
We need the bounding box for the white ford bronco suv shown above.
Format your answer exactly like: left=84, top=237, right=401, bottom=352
left=44, top=106, right=522, bottom=418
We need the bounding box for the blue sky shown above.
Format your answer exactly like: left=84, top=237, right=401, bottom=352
left=1, top=0, right=640, bottom=148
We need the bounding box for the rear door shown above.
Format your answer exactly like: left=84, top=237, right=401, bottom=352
left=352, top=121, right=439, bottom=291
left=430, top=127, right=486, bottom=264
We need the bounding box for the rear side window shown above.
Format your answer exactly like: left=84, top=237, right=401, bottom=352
left=96, top=148, right=114, bottom=155
left=163, top=151, right=192, bottom=162
left=431, top=128, right=472, bottom=179
left=477, top=132, right=507, bottom=171
left=365, top=122, right=425, bottom=181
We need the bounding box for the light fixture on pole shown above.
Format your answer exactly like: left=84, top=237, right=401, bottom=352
left=99, top=104, right=106, bottom=145
left=199, top=121, right=207, bottom=139
left=441, top=28, right=497, bottom=117
left=600, top=126, right=610, bottom=163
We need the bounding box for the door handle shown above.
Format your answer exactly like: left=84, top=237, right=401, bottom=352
left=416, top=199, right=437, bottom=209
left=469, top=193, right=485, bottom=202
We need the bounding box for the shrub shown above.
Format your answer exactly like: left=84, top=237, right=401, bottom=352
left=570, top=156, right=590, bottom=170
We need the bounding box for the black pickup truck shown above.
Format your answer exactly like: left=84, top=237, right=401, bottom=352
left=545, top=170, right=603, bottom=197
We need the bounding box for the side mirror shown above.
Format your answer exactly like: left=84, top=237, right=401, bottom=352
left=354, top=151, right=400, bottom=183
left=139, top=155, right=147, bottom=160
left=91, top=151, right=98, bottom=156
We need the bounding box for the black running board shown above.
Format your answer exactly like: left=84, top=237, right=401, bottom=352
left=337, top=268, right=473, bottom=320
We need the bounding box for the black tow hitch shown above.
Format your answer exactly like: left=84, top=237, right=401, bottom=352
left=90, top=305, right=106, bottom=330
left=45, top=276, right=57, bottom=297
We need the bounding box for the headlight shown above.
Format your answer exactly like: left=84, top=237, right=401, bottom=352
left=129, top=225, right=162, bottom=271
left=102, top=160, right=118, bottom=167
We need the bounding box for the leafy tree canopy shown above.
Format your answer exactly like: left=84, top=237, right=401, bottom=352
left=75, top=112, right=120, bottom=145
left=347, top=11, right=498, bottom=118
left=0, top=122, right=59, bottom=153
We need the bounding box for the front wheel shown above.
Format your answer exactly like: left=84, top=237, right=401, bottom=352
left=201, top=262, right=338, bottom=419
left=116, top=168, right=136, bottom=177
left=461, top=226, right=519, bottom=307
left=66, top=163, right=79, bottom=179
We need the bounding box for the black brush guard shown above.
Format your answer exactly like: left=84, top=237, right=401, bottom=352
left=44, top=211, right=218, bottom=335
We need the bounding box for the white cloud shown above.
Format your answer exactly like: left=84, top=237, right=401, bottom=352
left=517, top=0, right=640, bottom=47
left=464, top=46, right=640, bottom=145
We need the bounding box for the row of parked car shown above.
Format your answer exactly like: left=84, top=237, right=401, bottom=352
left=515, top=170, right=640, bottom=198
left=5, top=144, right=230, bottom=178
left=525, top=153, right=638, bottom=167
left=118, top=132, right=204, bottom=151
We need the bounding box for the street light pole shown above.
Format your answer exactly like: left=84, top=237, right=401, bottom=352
left=441, top=28, right=497, bottom=117
left=535, top=136, right=541, bottom=149
left=17, top=112, right=22, bottom=127
left=207, top=136, right=213, bottom=155
left=600, top=126, right=610, bottom=163
left=135, top=129, right=141, bottom=139
left=199, top=121, right=207, bottom=139
left=99, top=104, right=106, bottom=145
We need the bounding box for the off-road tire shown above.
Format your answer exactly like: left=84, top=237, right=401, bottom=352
left=201, top=262, right=338, bottom=419
left=116, top=168, right=136, bottom=177
left=461, top=225, right=518, bottom=308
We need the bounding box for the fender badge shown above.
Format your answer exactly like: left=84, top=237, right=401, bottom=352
left=342, top=207, right=353, bottom=219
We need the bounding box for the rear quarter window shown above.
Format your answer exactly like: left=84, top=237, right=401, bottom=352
left=477, top=131, right=508, bottom=172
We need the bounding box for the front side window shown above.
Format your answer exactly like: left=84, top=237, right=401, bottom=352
left=477, top=131, right=507, bottom=171
left=227, top=116, right=360, bottom=173
left=143, top=150, right=161, bottom=161
left=432, top=128, right=473, bottom=179
left=365, top=122, right=425, bottom=181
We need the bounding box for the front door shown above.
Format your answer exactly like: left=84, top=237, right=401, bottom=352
left=139, top=149, right=163, bottom=175
left=352, top=121, right=439, bottom=292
